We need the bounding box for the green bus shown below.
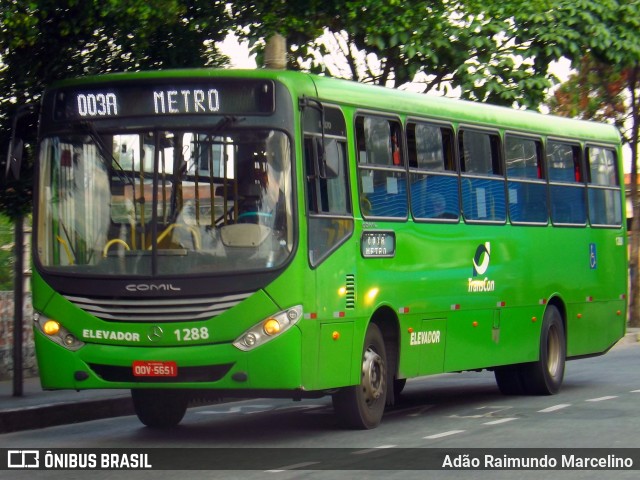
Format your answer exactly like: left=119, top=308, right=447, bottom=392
left=26, top=69, right=627, bottom=429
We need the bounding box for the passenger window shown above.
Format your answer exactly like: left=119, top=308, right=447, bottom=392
left=506, top=135, right=547, bottom=224
left=460, top=130, right=502, bottom=175
left=586, top=146, right=622, bottom=227
left=459, top=129, right=505, bottom=222
left=356, top=115, right=407, bottom=219
left=547, top=141, right=586, bottom=225
left=547, top=142, right=582, bottom=183
left=407, top=122, right=459, bottom=221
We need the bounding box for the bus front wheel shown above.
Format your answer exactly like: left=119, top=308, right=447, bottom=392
left=132, top=389, right=188, bottom=428
left=332, top=323, right=387, bottom=429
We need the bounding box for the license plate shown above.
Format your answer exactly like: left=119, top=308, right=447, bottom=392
left=132, top=360, right=178, bottom=377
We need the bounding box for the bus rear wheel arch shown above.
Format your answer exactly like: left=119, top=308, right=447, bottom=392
left=494, top=304, right=566, bottom=395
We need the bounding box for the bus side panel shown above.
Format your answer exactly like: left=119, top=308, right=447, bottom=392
left=562, top=229, right=627, bottom=357
left=316, top=322, right=355, bottom=389
left=300, top=233, right=361, bottom=391
left=398, top=315, right=447, bottom=378
left=566, top=299, right=627, bottom=357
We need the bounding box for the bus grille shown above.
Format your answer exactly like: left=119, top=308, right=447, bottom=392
left=63, top=292, right=254, bottom=322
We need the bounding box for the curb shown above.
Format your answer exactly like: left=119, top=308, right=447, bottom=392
left=0, top=396, right=134, bottom=434
left=618, top=329, right=640, bottom=345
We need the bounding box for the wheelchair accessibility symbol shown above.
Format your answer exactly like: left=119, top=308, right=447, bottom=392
left=590, top=243, right=597, bottom=270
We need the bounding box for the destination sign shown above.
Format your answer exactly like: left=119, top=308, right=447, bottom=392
left=361, top=231, right=396, bottom=258
left=53, top=79, right=275, bottom=120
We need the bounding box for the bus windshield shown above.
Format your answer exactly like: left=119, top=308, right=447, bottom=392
left=36, top=128, right=293, bottom=277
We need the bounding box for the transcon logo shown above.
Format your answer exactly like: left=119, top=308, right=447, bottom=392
left=472, top=242, right=491, bottom=276
left=468, top=242, right=495, bottom=293
left=125, top=283, right=181, bottom=292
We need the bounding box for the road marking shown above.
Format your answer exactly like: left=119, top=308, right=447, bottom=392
left=407, top=405, right=435, bottom=417
left=538, top=404, right=572, bottom=413
left=450, top=405, right=513, bottom=419
left=483, top=418, right=518, bottom=425
left=424, top=430, right=466, bottom=439
left=198, top=404, right=325, bottom=415
left=266, top=462, right=320, bottom=472
left=586, top=396, right=618, bottom=402
left=352, top=445, right=396, bottom=455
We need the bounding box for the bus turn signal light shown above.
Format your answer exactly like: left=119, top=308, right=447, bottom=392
left=263, top=318, right=281, bottom=336
left=233, top=305, right=302, bottom=352
left=43, top=320, right=61, bottom=336
left=34, top=312, right=85, bottom=351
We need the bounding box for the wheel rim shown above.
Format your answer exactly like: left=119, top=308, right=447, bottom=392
left=546, top=325, right=561, bottom=378
left=361, top=347, right=385, bottom=405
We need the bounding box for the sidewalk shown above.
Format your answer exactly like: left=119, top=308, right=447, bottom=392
left=1, top=329, right=639, bottom=434
left=0, top=377, right=133, bottom=433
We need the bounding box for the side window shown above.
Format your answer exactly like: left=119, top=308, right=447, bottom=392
left=407, top=122, right=459, bottom=221
left=356, top=115, right=407, bottom=219
left=547, top=141, right=586, bottom=226
left=586, top=146, right=622, bottom=227
left=505, top=135, right=547, bottom=224
left=305, top=137, right=349, bottom=215
left=459, top=129, right=505, bottom=222
left=303, top=105, right=353, bottom=267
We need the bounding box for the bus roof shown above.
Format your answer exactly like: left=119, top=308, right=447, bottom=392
left=50, top=68, right=621, bottom=145
left=304, top=73, right=620, bottom=145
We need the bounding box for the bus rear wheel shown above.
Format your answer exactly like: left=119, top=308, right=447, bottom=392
left=132, top=389, right=188, bottom=428
left=523, top=305, right=566, bottom=394
left=494, top=305, right=565, bottom=395
left=332, top=323, right=387, bottom=429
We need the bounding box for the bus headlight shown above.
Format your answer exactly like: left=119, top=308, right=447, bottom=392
left=233, top=305, right=302, bottom=351
left=34, top=312, right=85, bottom=351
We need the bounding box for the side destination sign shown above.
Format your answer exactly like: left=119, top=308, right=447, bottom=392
left=361, top=231, right=396, bottom=258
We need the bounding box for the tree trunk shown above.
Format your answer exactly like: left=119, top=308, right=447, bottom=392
left=627, top=67, right=640, bottom=328
left=12, top=214, right=24, bottom=396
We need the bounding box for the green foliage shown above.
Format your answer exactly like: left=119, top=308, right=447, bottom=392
left=232, top=1, right=558, bottom=109
left=548, top=56, right=630, bottom=133
left=0, top=0, right=232, bottom=218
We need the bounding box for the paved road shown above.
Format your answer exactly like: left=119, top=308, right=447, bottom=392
left=1, top=339, right=639, bottom=479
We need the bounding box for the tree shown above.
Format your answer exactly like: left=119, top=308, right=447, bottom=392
left=231, top=0, right=557, bottom=109
left=549, top=56, right=629, bottom=130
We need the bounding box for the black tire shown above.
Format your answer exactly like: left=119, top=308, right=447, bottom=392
left=132, top=389, right=188, bottom=428
left=393, top=378, right=407, bottom=398
left=494, top=364, right=526, bottom=395
left=522, top=305, right=566, bottom=395
left=332, top=323, right=387, bottom=429
left=495, top=305, right=566, bottom=396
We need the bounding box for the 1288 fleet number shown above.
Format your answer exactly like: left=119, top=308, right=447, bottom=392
left=173, top=327, right=210, bottom=342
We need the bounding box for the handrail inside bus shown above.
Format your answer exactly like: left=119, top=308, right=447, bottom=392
left=56, top=235, right=75, bottom=265
left=102, top=238, right=130, bottom=257
left=152, top=223, right=201, bottom=251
